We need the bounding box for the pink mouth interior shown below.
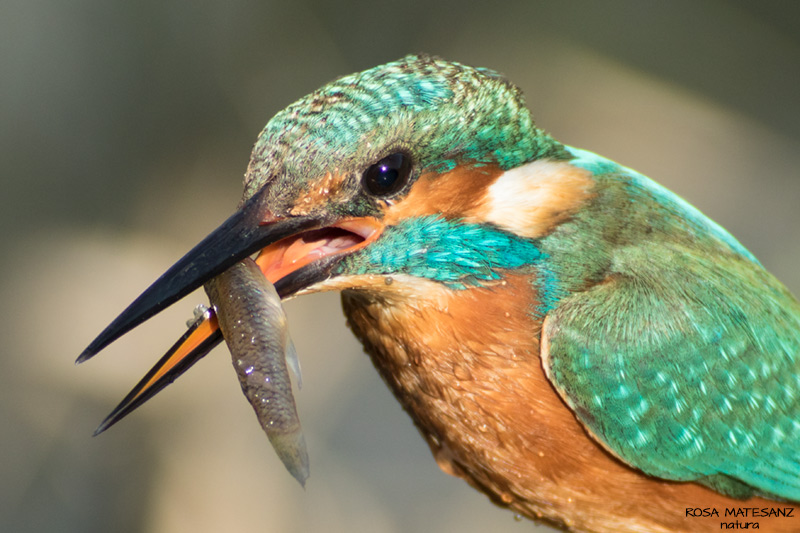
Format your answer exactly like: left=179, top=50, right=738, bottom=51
left=256, top=219, right=382, bottom=284
left=283, top=228, right=364, bottom=265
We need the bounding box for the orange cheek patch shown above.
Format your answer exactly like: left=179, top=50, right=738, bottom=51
left=383, top=160, right=595, bottom=240
left=383, top=164, right=503, bottom=225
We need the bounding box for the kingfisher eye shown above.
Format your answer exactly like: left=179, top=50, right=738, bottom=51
left=362, top=152, right=412, bottom=196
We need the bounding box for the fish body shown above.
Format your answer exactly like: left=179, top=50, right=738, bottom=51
left=205, top=258, right=308, bottom=486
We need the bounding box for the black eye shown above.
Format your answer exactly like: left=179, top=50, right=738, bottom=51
left=362, top=152, right=412, bottom=196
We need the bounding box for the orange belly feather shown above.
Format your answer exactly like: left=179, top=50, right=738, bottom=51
left=341, top=273, right=799, bottom=532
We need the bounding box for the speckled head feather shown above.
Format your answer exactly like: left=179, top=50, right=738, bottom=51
left=242, top=54, right=566, bottom=216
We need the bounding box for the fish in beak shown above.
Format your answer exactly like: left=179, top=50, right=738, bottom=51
left=205, top=258, right=308, bottom=485
left=80, top=181, right=383, bottom=483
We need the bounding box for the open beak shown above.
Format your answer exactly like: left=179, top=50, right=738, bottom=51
left=82, top=186, right=382, bottom=434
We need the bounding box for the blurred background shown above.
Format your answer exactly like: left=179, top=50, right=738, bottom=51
left=2, top=1, right=799, bottom=532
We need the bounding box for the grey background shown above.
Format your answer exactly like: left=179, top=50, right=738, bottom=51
left=2, top=1, right=799, bottom=532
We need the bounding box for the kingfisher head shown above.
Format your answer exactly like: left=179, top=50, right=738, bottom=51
left=80, top=54, right=587, bottom=432
left=242, top=54, right=570, bottom=294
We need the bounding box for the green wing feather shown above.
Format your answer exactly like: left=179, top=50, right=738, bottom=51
left=543, top=239, right=800, bottom=501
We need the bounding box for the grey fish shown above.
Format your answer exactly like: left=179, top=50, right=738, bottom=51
left=205, top=257, right=308, bottom=486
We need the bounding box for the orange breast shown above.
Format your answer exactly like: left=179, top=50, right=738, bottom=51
left=341, top=273, right=799, bottom=532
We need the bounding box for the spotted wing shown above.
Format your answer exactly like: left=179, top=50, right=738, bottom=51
left=542, top=242, right=800, bottom=501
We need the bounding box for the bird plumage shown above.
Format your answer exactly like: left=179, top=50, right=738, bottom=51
left=242, top=54, right=565, bottom=207
left=83, top=55, right=800, bottom=532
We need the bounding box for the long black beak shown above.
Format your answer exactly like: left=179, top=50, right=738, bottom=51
left=77, top=189, right=318, bottom=364
left=92, top=309, right=223, bottom=435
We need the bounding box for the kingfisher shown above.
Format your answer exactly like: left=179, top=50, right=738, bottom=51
left=79, top=55, right=800, bottom=532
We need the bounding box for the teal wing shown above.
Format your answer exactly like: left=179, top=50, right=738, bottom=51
left=542, top=241, right=800, bottom=501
